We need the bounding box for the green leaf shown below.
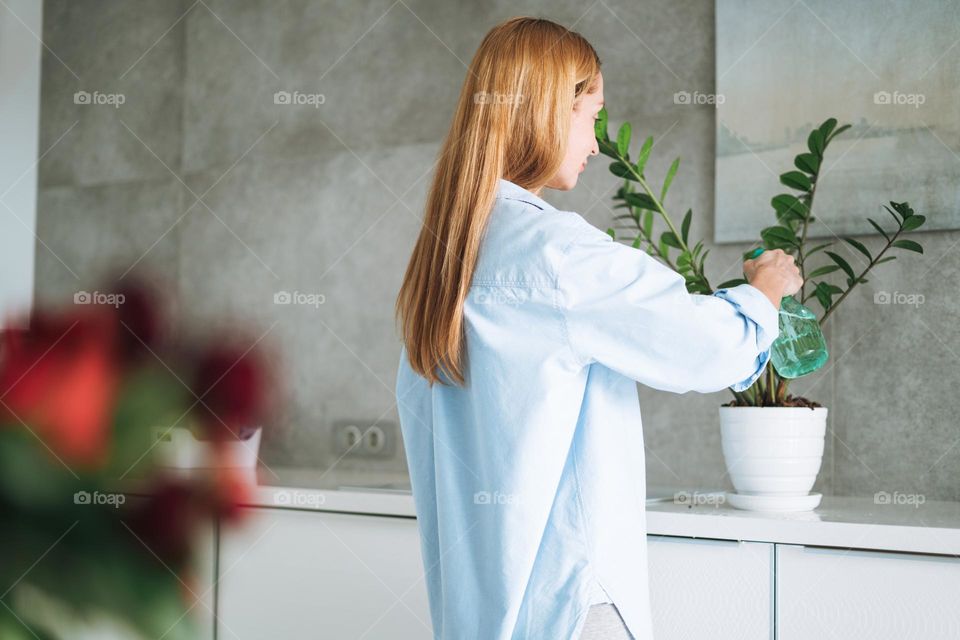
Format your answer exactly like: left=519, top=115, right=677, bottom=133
left=843, top=237, right=872, bottom=261
left=598, top=138, right=620, bottom=159
left=609, top=161, right=634, bottom=180
left=635, top=136, right=654, bottom=175
left=771, top=194, right=809, bottom=220
left=717, top=278, right=748, bottom=289
left=780, top=170, right=812, bottom=191
left=902, top=214, right=926, bottom=231
left=643, top=210, right=654, bottom=239
left=661, top=231, right=683, bottom=249
left=892, top=239, right=923, bottom=253
left=595, top=107, right=609, bottom=141
left=891, top=201, right=915, bottom=218
left=616, top=122, right=632, bottom=158
left=631, top=235, right=642, bottom=249
left=681, top=209, right=692, bottom=244
left=883, top=204, right=902, bottom=222
left=825, top=251, right=855, bottom=279
left=805, top=241, right=833, bottom=258
left=875, top=255, right=897, bottom=265
left=814, top=282, right=833, bottom=310
left=605, top=227, right=616, bottom=239
left=661, top=157, right=680, bottom=202
left=866, top=217, right=890, bottom=241
left=818, top=118, right=838, bottom=140
left=623, top=192, right=658, bottom=211
left=806, top=264, right=841, bottom=279
left=826, top=123, right=851, bottom=142
left=807, top=129, right=825, bottom=156
left=761, top=225, right=799, bottom=248
left=794, top=152, right=820, bottom=175
left=813, top=282, right=843, bottom=310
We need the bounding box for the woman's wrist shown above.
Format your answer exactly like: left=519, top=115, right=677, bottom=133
left=747, top=274, right=785, bottom=310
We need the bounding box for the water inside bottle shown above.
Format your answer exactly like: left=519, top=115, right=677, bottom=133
left=770, top=295, right=829, bottom=378
left=745, top=247, right=829, bottom=379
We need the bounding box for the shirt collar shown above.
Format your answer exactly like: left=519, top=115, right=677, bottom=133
left=496, top=178, right=552, bottom=211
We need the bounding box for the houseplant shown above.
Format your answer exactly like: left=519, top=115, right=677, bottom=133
left=0, top=278, right=274, bottom=638
left=595, top=111, right=926, bottom=510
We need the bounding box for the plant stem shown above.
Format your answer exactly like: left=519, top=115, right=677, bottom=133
left=796, top=181, right=819, bottom=303
left=766, top=364, right=776, bottom=405
left=623, top=164, right=712, bottom=291
left=819, top=225, right=903, bottom=325
left=621, top=198, right=679, bottom=270
left=776, top=375, right=788, bottom=404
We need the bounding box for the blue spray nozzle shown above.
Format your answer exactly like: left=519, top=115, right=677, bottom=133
left=748, top=247, right=765, bottom=259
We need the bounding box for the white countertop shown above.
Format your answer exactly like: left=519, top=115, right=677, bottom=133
left=645, top=495, right=960, bottom=556
left=127, top=465, right=960, bottom=556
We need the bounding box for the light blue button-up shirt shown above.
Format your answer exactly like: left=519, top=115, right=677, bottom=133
left=396, top=178, right=779, bottom=639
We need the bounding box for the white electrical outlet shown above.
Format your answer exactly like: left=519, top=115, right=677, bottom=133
left=363, top=425, right=386, bottom=454
left=332, top=420, right=397, bottom=459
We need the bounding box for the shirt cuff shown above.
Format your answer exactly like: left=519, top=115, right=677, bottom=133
left=712, top=284, right=781, bottom=392
left=727, top=348, right=772, bottom=392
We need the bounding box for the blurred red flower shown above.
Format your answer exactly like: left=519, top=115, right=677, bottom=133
left=192, top=345, right=267, bottom=442
left=113, top=278, right=165, bottom=365
left=0, top=276, right=273, bottom=639
left=125, top=478, right=204, bottom=567
left=212, top=464, right=253, bottom=522
left=0, top=308, right=119, bottom=468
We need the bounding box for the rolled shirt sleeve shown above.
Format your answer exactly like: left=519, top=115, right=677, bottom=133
left=557, top=223, right=780, bottom=394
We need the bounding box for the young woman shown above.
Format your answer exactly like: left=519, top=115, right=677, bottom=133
left=394, top=16, right=801, bottom=640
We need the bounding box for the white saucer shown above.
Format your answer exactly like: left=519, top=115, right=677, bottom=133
left=725, top=491, right=822, bottom=512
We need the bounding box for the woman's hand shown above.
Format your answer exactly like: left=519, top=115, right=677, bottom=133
left=743, top=249, right=803, bottom=309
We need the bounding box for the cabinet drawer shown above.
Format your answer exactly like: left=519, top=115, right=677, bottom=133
left=217, top=508, right=431, bottom=639
left=777, top=544, right=960, bottom=639
left=647, top=535, right=773, bottom=640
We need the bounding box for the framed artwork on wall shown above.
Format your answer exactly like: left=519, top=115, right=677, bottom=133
left=714, top=0, right=960, bottom=242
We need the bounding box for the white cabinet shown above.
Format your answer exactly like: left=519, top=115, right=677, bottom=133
left=217, top=508, right=431, bottom=639
left=777, top=544, right=960, bottom=640
left=179, top=519, right=217, bottom=640
left=212, top=504, right=960, bottom=640
left=647, top=535, right=773, bottom=640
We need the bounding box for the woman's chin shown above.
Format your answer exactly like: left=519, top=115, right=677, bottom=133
left=558, top=174, right=579, bottom=191
left=543, top=172, right=579, bottom=192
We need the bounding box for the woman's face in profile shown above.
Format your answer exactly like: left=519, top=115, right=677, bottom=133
left=544, top=71, right=604, bottom=193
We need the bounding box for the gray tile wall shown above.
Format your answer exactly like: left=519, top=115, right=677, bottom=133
left=36, top=1, right=957, bottom=499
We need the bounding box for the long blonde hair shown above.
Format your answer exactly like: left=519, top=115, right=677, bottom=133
left=395, top=16, right=601, bottom=386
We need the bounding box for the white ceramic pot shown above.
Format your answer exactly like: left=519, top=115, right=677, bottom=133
left=719, top=407, right=828, bottom=511
left=151, top=425, right=262, bottom=469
